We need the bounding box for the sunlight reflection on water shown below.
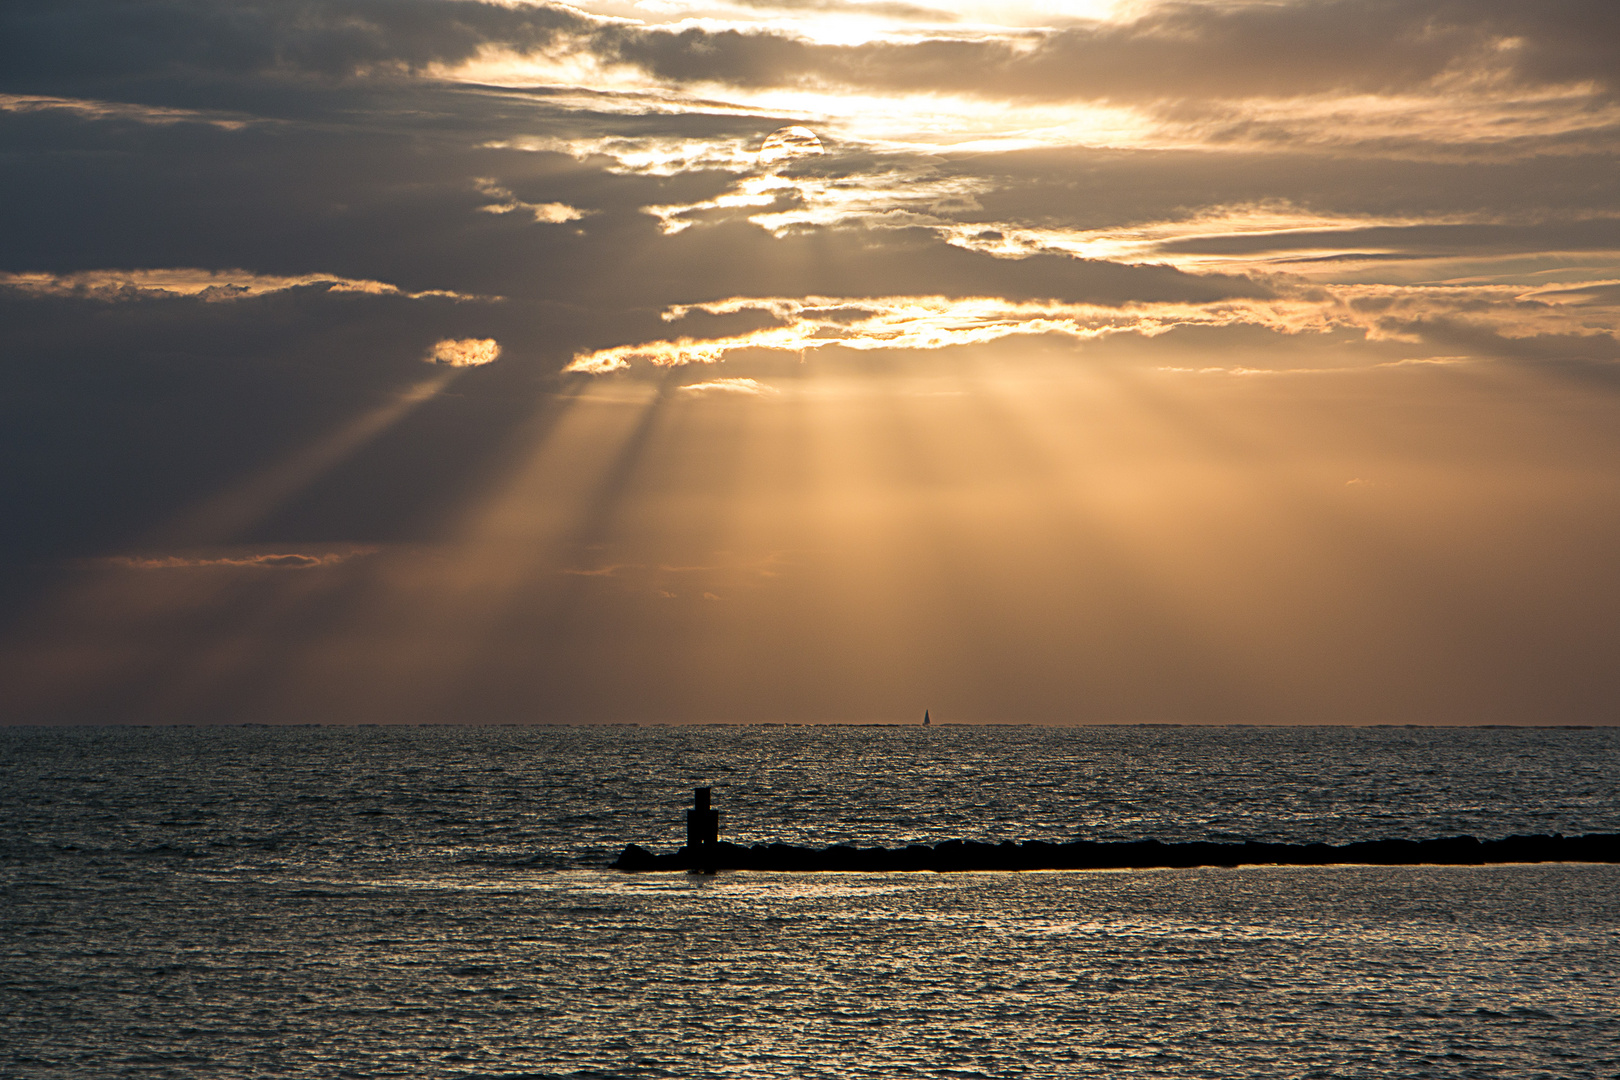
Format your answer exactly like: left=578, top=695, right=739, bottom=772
left=3, top=726, right=1619, bottom=1077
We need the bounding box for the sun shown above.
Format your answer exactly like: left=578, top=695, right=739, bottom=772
left=758, top=126, right=825, bottom=168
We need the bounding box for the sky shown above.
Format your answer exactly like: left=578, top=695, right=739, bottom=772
left=2, top=0, right=1619, bottom=725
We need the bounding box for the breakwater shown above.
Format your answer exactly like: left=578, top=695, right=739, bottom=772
left=612, top=832, right=1620, bottom=872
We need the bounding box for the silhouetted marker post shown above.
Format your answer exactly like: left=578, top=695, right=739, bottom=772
left=686, top=787, right=720, bottom=872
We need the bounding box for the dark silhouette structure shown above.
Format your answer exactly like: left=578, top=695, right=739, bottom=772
left=686, top=787, right=719, bottom=849
left=615, top=831, right=1620, bottom=873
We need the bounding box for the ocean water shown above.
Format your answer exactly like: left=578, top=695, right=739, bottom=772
left=2, top=724, right=1618, bottom=1078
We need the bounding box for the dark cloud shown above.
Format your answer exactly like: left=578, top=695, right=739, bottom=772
left=8, top=0, right=1620, bottom=105
left=0, top=97, right=1274, bottom=308
left=928, top=144, right=1620, bottom=233
left=607, top=224, right=1273, bottom=307
left=0, top=1, right=592, bottom=87
left=107, top=550, right=369, bottom=569
left=1378, top=320, right=1620, bottom=367
left=596, top=0, right=1620, bottom=101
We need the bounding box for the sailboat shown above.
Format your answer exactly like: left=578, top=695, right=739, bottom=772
left=922, top=709, right=930, bottom=726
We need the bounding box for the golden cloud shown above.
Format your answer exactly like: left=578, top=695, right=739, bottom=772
left=427, top=338, right=502, bottom=366
left=563, top=285, right=1620, bottom=374
left=563, top=294, right=1302, bottom=372
left=678, top=378, right=779, bottom=395
left=472, top=178, right=587, bottom=223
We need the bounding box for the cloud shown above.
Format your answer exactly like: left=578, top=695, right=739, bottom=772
left=1155, top=219, right=1620, bottom=260
left=727, top=0, right=956, bottom=21
left=678, top=377, right=779, bottom=394
left=0, top=92, right=255, bottom=129
left=12, top=0, right=1618, bottom=106
left=0, top=268, right=492, bottom=301
left=564, top=282, right=1620, bottom=373
left=426, top=337, right=501, bottom=366
left=473, top=178, right=588, bottom=223
left=598, top=1, right=1620, bottom=102
left=644, top=157, right=995, bottom=237
left=0, top=1, right=596, bottom=85
left=564, top=291, right=1329, bottom=372
left=104, top=549, right=373, bottom=570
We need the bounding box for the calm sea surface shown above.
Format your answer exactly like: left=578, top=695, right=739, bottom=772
left=3, top=725, right=1618, bottom=1078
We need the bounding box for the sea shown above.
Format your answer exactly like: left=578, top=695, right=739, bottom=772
left=2, top=724, right=1618, bottom=1079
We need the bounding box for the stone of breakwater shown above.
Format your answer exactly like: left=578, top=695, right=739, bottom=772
left=612, top=833, right=1620, bottom=873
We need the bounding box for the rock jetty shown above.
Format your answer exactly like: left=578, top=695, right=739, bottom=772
left=613, top=832, right=1620, bottom=873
